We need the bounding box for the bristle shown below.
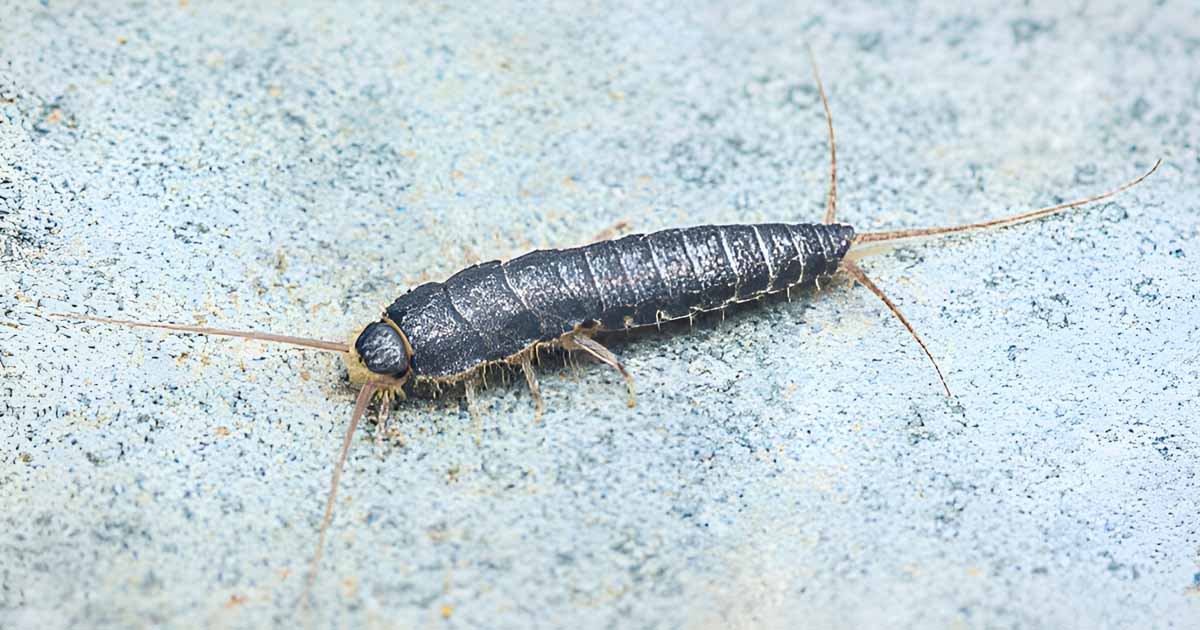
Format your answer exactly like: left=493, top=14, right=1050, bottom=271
left=842, top=260, right=953, bottom=398
left=806, top=44, right=838, bottom=225
left=853, top=159, right=1162, bottom=247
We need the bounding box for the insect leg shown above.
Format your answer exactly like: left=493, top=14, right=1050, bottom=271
left=301, top=382, right=377, bottom=611
left=464, top=378, right=484, bottom=442
left=373, top=391, right=394, bottom=451
left=841, top=259, right=952, bottom=398
left=807, top=45, right=838, bottom=224
left=519, top=357, right=545, bottom=423
left=565, top=333, right=637, bottom=408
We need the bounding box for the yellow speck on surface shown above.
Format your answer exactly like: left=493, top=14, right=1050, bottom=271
left=966, top=567, right=983, bottom=577
left=440, top=604, right=453, bottom=619
left=116, top=36, right=128, bottom=45
left=215, top=426, right=230, bottom=437
left=267, top=85, right=282, bottom=98
left=341, top=576, right=359, bottom=599
left=44, top=109, right=63, bottom=125
left=224, top=594, right=246, bottom=609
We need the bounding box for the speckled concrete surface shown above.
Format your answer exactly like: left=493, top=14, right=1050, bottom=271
left=2, top=2, right=1198, bottom=629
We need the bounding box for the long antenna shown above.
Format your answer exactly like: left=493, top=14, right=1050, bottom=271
left=854, top=159, right=1162, bottom=246
left=300, top=382, right=377, bottom=611
left=50, top=312, right=348, bottom=353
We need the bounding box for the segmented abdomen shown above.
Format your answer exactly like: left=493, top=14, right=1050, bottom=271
left=388, top=222, right=855, bottom=378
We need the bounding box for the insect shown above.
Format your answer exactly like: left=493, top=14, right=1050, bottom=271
left=50, top=53, right=1161, bottom=606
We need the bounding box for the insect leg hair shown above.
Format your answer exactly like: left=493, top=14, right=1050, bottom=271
left=841, top=259, right=953, bottom=398
left=49, top=312, right=347, bottom=353
left=301, top=382, right=378, bottom=611
left=806, top=44, right=838, bottom=224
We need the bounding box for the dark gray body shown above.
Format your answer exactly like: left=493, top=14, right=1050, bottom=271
left=386, top=222, right=855, bottom=379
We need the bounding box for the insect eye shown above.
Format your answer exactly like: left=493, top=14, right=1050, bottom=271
left=353, top=321, right=411, bottom=377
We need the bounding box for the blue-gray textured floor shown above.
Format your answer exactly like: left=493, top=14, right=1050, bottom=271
left=2, top=2, right=1198, bottom=628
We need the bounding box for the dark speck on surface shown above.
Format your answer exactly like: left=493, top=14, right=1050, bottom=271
left=1011, top=18, right=1055, bottom=44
